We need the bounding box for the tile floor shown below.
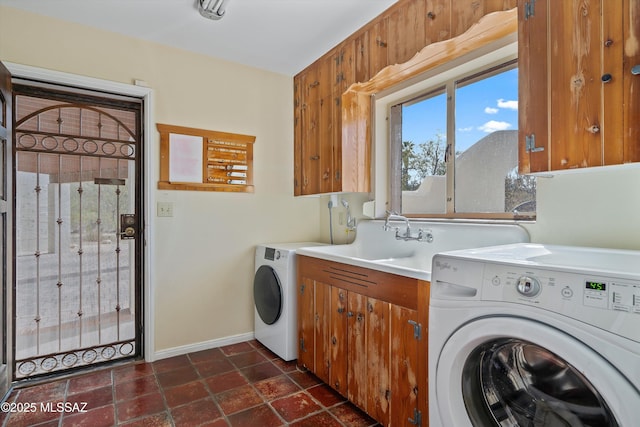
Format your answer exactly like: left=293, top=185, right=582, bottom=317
left=0, top=340, right=379, bottom=427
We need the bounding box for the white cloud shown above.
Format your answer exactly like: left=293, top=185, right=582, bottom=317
left=484, top=107, right=499, bottom=114
left=458, top=126, right=474, bottom=132
left=497, top=99, right=518, bottom=110
left=478, top=120, right=512, bottom=133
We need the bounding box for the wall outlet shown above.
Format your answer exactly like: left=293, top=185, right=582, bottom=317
left=157, top=202, right=174, bottom=217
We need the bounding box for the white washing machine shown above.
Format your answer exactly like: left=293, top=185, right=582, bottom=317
left=254, top=242, right=325, bottom=361
left=429, top=243, right=640, bottom=427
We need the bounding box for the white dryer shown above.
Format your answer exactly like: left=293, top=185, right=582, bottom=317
left=254, top=242, right=324, bottom=361
left=429, top=243, right=640, bottom=427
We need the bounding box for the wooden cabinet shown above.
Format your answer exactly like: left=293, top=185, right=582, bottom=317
left=297, top=255, right=429, bottom=426
left=518, top=0, right=640, bottom=173
left=294, top=0, right=517, bottom=195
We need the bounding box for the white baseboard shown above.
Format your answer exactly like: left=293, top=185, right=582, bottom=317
left=151, top=332, right=255, bottom=361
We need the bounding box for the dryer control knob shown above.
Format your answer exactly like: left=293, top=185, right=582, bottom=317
left=516, top=276, right=541, bottom=297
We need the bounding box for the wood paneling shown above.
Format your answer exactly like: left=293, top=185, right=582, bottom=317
left=294, top=0, right=517, bottom=195
left=519, top=0, right=639, bottom=173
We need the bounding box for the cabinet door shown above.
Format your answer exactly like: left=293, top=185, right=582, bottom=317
left=518, top=0, right=549, bottom=173
left=315, top=281, right=332, bottom=384
left=347, top=292, right=367, bottom=409
left=298, top=277, right=315, bottom=370
left=330, top=287, right=348, bottom=394
left=519, top=0, right=636, bottom=172
left=388, top=0, right=427, bottom=66
left=300, top=68, right=320, bottom=194
left=293, top=76, right=302, bottom=195
left=390, top=305, right=420, bottom=427
left=366, top=297, right=390, bottom=426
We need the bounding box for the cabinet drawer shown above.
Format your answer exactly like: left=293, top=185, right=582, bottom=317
left=298, top=255, right=418, bottom=310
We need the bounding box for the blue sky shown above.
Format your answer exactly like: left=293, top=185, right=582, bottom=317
left=402, top=68, right=518, bottom=152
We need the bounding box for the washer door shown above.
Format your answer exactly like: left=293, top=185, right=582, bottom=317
left=253, top=265, right=282, bottom=325
left=435, top=317, right=640, bottom=427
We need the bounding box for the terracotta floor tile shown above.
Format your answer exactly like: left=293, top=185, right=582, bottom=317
left=215, top=384, right=263, bottom=415
left=116, top=392, right=166, bottom=423
left=115, top=375, right=160, bottom=401
left=119, top=411, right=173, bottom=427
left=67, top=369, right=113, bottom=395
left=271, top=391, right=322, bottom=422
left=15, top=380, right=67, bottom=403
left=163, top=380, right=209, bottom=408
left=152, top=355, right=192, bottom=374
left=307, top=384, right=346, bottom=407
left=1, top=339, right=385, bottom=426
left=226, top=404, right=283, bottom=427
left=287, top=370, right=322, bottom=389
left=272, top=358, right=299, bottom=373
left=204, top=371, right=248, bottom=394
left=220, top=342, right=253, bottom=356
left=290, top=411, right=343, bottom=427
left=194, top=358, right=235, bottom=377
left=254, top=375, right=301, bottom=401
left=61, top=404, right=115, bottom=427
left=66, top=385, right=114, bottom=410
left=329, top=402, right=377, bottom=427
left=3, top=400, right=62, bottom=427
left=188, top=348, right=226, bottom=364
left=228, top=350, right=267, bottom=368
left=240, top=361, right=283, bottom=383
left=113, top=363, right=155, bottom=384
left=156, top=366, right=199, bottom=389
left=170, top=397, right=222, bottom=426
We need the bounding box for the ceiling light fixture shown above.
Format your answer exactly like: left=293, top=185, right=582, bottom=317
left=198, top=0, right=230, bottom=20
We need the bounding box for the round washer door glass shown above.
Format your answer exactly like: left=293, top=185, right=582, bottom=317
left=462, top=338, right=618, bottom=426
left=253, top=265, right=282, bottom=325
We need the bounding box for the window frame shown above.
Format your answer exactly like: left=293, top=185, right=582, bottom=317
left=374, top=41, right=534, bottom=220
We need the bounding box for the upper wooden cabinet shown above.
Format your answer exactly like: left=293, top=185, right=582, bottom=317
left=294, top=0, right=517, bottom=195
left=519, top=0, right=640, bottom=173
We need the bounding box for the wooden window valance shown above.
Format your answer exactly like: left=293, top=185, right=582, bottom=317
left=157, top=123, right=255, bottom=192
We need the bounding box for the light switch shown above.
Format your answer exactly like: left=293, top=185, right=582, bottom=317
left=157, top=202, right=174, bottom=217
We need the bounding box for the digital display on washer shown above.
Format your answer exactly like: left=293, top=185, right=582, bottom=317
left=264, top=247, right=275, bottom=261
left=585, top=281, right=607, bottom=291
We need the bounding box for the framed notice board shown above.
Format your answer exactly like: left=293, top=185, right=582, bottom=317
left=157, top=123, right=255, bottom=192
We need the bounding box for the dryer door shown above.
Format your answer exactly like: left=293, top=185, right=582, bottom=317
left=253, top=265, right=282, bottom=325
left=434, top=317, right=639, bottom=427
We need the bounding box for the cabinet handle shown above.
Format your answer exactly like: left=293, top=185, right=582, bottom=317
left=632, top=65, right=640, bottom=75
left=337, top=307, right=345, bottom=314
left=332, top=336, right=337, bottom=345
left=587, top=125, right=600, bottom=134
left=310, top=155, right=319, bottom=160
left=347, top=311, right=354, bottom=318
left=601, top=74, right=612, bottom=83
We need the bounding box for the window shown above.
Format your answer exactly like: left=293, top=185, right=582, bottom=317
left=388, top=59, right=536, bottom=219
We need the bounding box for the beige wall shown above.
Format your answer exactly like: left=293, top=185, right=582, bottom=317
left=0, top=6, right=322, bottom=355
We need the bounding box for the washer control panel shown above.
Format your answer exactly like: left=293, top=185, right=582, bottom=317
left=481, top=262, right=640, bottom=342
left=264, top=247, right=289, bottom=261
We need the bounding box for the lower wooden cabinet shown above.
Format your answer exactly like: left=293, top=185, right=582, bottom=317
left=297, top=256, right=428, bottom=426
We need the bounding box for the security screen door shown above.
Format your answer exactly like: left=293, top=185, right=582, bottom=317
left=13, top=83, right=143, bottom=379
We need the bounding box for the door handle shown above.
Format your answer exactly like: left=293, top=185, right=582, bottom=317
left=120, top=214, right=136, bottom=240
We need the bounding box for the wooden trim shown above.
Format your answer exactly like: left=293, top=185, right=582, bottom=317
left=341, top=8, right=518, bottom=193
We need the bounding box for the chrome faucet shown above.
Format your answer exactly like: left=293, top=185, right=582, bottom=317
left=384, top=211, right=433, bottom=242
left=384, top=211, right=411, bottom=235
